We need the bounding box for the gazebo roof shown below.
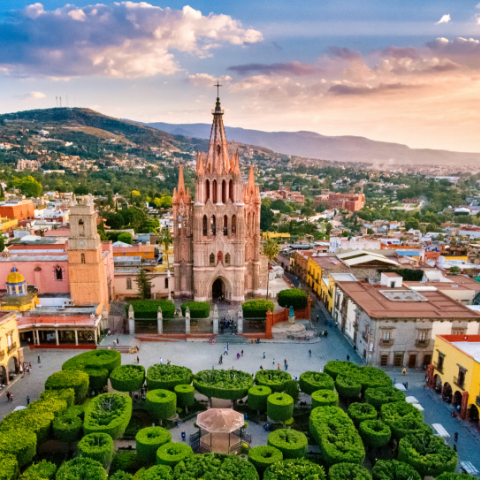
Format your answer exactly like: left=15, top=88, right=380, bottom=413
left=197, top=408, right=244, bottom=433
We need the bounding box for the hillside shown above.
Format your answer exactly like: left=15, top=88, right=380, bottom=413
left=148, top=121, right=480, bottom=168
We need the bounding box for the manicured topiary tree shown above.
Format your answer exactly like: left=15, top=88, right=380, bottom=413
left=0, top=455, right=18, bottom=480
left=174, top=384, right=195, bottom=413
left=84, top=393, right=132, bottom=439
left=335, top=374, right=362, bottom=403
left=45, top=370, right=89, bottom=403
left=136, top=427, right=172, bottom=465
left=0, top=406, right=54, bottom=444
left=63, top=350, right=121, bottom=373
left=180, top=302, right=210, bottom=318
left=328, top=463, right=372, bottom=480
left=358, top=367, right=391, bottom=393
left=146, top=390, right=177, bottom=426
left=312, top=389, right=339, bottom=408
left=359, top=420, right=391, bottom=451
left=371, top=460, right=421, bottom=480
left=348, top=402, right=377, bottom=427
left=255, top=370, right=292, bottom=393
left=0, top=428, right=37, bottom=467
left=110, top=452, right=141, bottom=475
left=78, top=433, right=114, bottom=467
left=381, top=401, right=426, bottom=440
left=53, top=414, right=83, bottom=443
left=61, top=404, right=85, bottom=419
left=267, top=393, right=294, bottom=427
left=141, top=465, right=173, bottom=480
left=398, top=433, right=457, bottom=478
left=156, top=442, right=193, bottom=467
left=110, top=472, right=134, bottom=480
left=365, top=386, right=406, bottom=411
left=436, top=474, right=478, bottom=480
left=248, top=385, right=272, bottom=414
left=309, top=406, right=365, bottom=467
left=267, top=429, right=307, bottom=459
left=127, top=300, right=175, bottom=320
left=147, top=365, right=193, bottom=391
left=283, top=380, right=300, bottom=404
left=299, top=372, right=334, bottom=394
left=23, top=461, right=56, bottom=480
left=40, top=388, right=75, bottom=408
left=264, top=459, right=325, bottom=480
left=56, top=457, right=107, bottom=480
left=110, top=365, right=145, bottom=394
left=277, top=289, right=308, bottom=310
left=193, top=370, right=253, bottom=403
left=83, top=368, right=109, bottom=391
left=248, top=446, right=283, bottom=473
left=242, top=300, right=274, bottom=319
left=173, top=453, right=259, bottom=479
left=324, top=361, right=360, bottom=380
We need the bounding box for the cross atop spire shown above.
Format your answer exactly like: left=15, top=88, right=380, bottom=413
left=214, top=81, right=222, bottom=98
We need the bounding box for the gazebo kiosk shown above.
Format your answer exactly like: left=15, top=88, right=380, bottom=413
left=196, top=409, right=246, bottom=454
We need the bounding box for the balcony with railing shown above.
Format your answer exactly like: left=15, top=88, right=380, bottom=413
left=362, top=332, right=368, bottom=342
left=453, top=376, right=465, bottom=390
left=433, top=360, right=444, bottom=374
left=379, top=338, right=393, bottom=347
left=7, top=342, right=17, bottom=354
left=415, top=339, right=430, bottom=348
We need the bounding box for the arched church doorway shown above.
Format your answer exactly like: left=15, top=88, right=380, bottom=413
left=212, top=278, right=225, bottom=301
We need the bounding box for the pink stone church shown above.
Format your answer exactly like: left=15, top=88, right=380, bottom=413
left=172, top=95, right=268, bottom=304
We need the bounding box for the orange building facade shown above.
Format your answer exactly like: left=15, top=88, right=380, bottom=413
left=0, top=199, right=35, bottom=221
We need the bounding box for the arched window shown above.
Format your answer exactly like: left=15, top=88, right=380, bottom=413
left=217, top=144, right=221, bottom=155
left=225, top=253, right=231, bottom=265
left=79, top=219, right=85, bottom=235
left=206, top=180, right=210, bottom=202
left=217, top=251, right=223, bottom=264
left=229, top=180, right=234, bottom=202
left=222, top=180, right=226, bottom=204
left=203, top=215, right=208, bottom=236
left=212, top=180, right=217, bottom=204
left=209, top=253, right=215, bottom=266
left=127, top=278, right=132, bottom=290
left=55, top=266, right=63, bottom=280
left=223, top=215, right=228, bottom=236
left=232, top=215, right=237, bottom=234
left=165, top=278, right=169, bottom=289
left=211, top=215, right=216, bottom=236
left=81, top=253, right=86, bottom=264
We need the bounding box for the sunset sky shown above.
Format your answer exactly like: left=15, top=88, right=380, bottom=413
left=1, top=0, right=479, bottom=152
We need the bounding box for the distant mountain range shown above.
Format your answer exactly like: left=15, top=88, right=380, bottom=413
left=147, top=121, right=480, bottom=168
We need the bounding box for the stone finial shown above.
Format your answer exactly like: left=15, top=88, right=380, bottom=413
left=237, top=309, right=243, bottom=320
left=157, top=306, right=163, bottom=320
left=185, top=306, right=190, bottom=318
left=213, top=304, right=218, bottom=318
left=128, top=304, right=134, bottom=319
left=102, top=305, right=108, bottom=318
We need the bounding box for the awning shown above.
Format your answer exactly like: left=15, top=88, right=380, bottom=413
left=432, top=423, right=450, bottom=438
left=405, top=396, right=419, bottom=404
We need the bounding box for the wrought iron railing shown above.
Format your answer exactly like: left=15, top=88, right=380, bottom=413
left=415, top=339, right=430, bottom=348
left=454, top=376, right=465, bottom=390
left=379, top=339, right=393, bottom=347
left=433, top=361, right=444, bottom=374
left=7, top=343, right=17, bottom=354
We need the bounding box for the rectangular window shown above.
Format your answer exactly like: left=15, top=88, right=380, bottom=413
left=380, top=355, right=388, bottom=366
left=126, top=278, right=132, bottom=290
left=383, top=332, right=390, bottom=341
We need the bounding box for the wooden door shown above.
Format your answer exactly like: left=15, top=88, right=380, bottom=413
left=408, top=354, right=417, bottom=369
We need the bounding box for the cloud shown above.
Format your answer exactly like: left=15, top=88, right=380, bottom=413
left=227, top=61, right=321, bottom=76
left=20, top=91, right=46, bottom=99
left=328, top=82, right=413, bottom=96
left=436, top=14, right=451, bottom=24
left=187, top=73, right=232, bottom=87
left=327, top=46, right=362, bottom=60
left=0, top=2, right=263, bottom=78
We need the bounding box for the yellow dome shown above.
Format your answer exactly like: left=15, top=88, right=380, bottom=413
left=7, top=271, right=25, bottom=284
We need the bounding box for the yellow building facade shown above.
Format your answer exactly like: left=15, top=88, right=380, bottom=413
left=262, top=232, right=290, bottom=241
left=0, top=311, right=22, bottom=385
left=307, top=257, right=322, bottom=296
left=430, top=334, right=480, bottom=423
left=0, top=217, right=18, bottom=232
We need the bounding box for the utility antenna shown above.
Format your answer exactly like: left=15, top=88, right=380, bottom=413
left=59, top=97, right=62, bottom=108
left=55, top=96, right=58, bottom=107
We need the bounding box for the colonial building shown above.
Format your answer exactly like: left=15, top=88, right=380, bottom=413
left=173, top=95, right=268, bottom=303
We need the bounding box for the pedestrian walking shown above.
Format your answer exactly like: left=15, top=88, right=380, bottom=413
left=9, top=393, right=13, bottom=403
left=6, top=391, right=10, bottom=402
left=263, top=352, right=266, bottom=359
left=29, top=362, right=32, bottom=369
left=285, top=359, right=288, bottom=371
left=37, top=354, right=41, bottom=364
left=26, top=396, right=30, bottom=405
left=402, top=368, right=407, bottom=376
left=241, top=350, right=244, bottom=357
left=167, top=359, right=171, bottom=365
left=137, top=356, right=140, bottom=364
left=260, top=365, right=263, bottom=370
left=219, top=355, right=223, bottom=365
left=236, top=353, right=240, bottom=360
left=347, top=355, right=350, bottom=362
left=277, top=363, right=280, bottom=370
left=159, top=358, right=163, bottom=364
left=273, top=358, right=275, bottom=365
left=454, top=432, right=458, bottom=442
left=453, top=444, right=457, bottom=452
left=309, top=350, right=312, bottom=357
left=117, top=338, right=120, bottom=345
left=226, top=342, right=229, bottom=351
left=316, top=314, right=319, bottom=322
left=224, top=347, right=228, bottom=355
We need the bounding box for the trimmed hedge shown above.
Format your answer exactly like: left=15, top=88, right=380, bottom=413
left=358, top=367, right=391, bottom=392
left=111, top=365, right=146, bottom=393
left=371, top=460, right=421, bottom=480
left=0, top=407, right=54, bottom=444
left=84, top=393, right=132, bottom=439
left=347, top=402, right=377, bottom=427
left=110, top=472, right=134, bottom=480
left=62, top=405, right=85, bottom=419
left=267, top=393, right=294, bottom=424
left=127, top=300, right=175, bottom=320
left=277, top=289, right=308, bottom=310
left=110, top=452, right=141, bottom=475
left=62, top=350, right=121, bottom=373
left=0, top=428, right=37, bottom=467
left=193, top=369, right=253, bottom=401
left=312, top=389, right=339, bottom=408
left=56, top=458, right=107, bottom=480
left=436, top=474, right=478, bottom=480
left=359, top=420, right=391, bottom=449
left=146, top=390, right=177, bottom=423
left=136, top=427, right=172, bottom=465
left=248, top=446, right=283, bottom=473
left=309, top=406, right=365, bottom=467
left=398, top=433, right=457, bottom=478
left=141, top=465, right=173, bottom=480
left=45, top=370, right=89, bottom=403
left=299, top=372, right=334, bottom=394
left=267, top=429, right=307, bottom=459
left=147, top=365, right=193, bottom=391
left=40, top=388, right=75, bottom=408
left=174, top=385, right=195, bottom=410
left=264, top=459, right=326, bottom=480
left=328, top=463, right=372, bottom=480
left=180, top=302, right=210, bottom=319
left=53, top=414, right=83, bottom=443
left=173, top=453, right=259, bottom=479
left=84, top=368, right=109, bottom=391
left=156, top=443, right=193, bottom=467
left=381, top=402, right=425, bottom=440
left=248, top=385, right=272, bottom=413
left=78, top=432, right=114, bottom=467
left=365, top=387, right=406, bottom=411
left=0, top=455, right=18, bottom=480
left=242, top=300, right=274, bottom=319
left=335, top=374, right=362, bottom=399
left=255, top=370, right=292, bottom=393
left=324, top=361, right=360, bottom=380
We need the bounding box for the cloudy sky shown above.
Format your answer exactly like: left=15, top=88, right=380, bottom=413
left=1, top=0, right=480, bottom=152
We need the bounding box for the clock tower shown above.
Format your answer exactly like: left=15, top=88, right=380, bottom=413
left=67, top=195, right=109, bottom=312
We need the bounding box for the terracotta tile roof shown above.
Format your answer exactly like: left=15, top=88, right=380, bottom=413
left=17, top=315, right=99, bottom=328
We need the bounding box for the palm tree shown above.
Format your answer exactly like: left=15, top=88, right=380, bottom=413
left=263, top=238, right=280, bottom=300
left=160, top=228, right=173, bottom=268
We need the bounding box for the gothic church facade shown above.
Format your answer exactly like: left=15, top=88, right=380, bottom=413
left=172, top=96, right=268, bottom=303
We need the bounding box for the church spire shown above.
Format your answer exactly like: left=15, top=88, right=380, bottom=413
left=177, top=164, right=185, bottom=196
left=206, top=88, right=230, bottom=175
left=247, top=165, right=255, bottom=194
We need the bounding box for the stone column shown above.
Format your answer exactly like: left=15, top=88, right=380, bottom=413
left=101, top=305, right=109, bottom=331
left=74, top=330, right=78, bottom=346
left=55, top=330, right=60, bottom=346
left=237, top=310, right=243, bottom=334
left=94, top=329, right=98, bottom=345
left=36, top=330, right=40, bottom=345
left=212, top=304, right=219, bottom=334
left=185, top=307, right=191, bottom=335
left=128, top=304, right=135, bottom=335
left=157, top=307, right=163, bottom=335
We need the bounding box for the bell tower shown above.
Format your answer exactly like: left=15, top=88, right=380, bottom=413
left=67, top=195, right=109, bottom=311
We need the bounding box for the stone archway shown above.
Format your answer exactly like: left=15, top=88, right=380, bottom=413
left=443, top=382, right=453, bottom=403
left=433, top=374, right=442, bottom=394
left=453, top=390, right=463, bottom=408
left=468, top=404, right=479, bottom=423
left=8, top=355, right=19, bottom=377
left=0, top=364, right=6, bottom=385
left=212, top=278, right=225, bottom=301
